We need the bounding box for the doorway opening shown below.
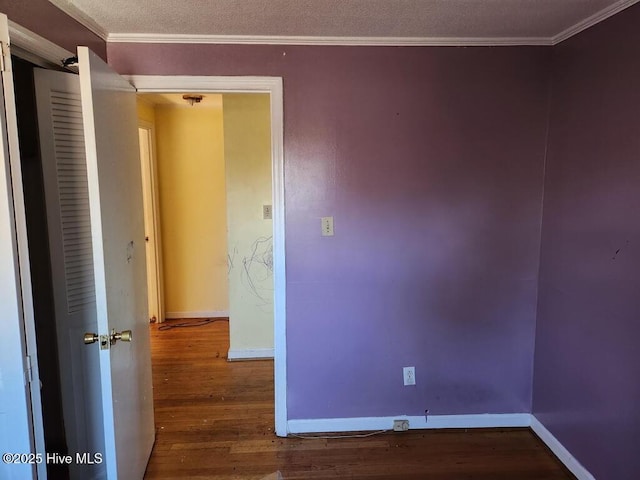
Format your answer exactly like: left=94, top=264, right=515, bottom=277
left=135, top=88, right=286, bottom=435
left=137, top=91, right=274, bottom=346
left=130, top=76, right=287, bottom=436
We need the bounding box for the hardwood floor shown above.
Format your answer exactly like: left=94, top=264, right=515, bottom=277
left=144, top=319, right=574, bottom=480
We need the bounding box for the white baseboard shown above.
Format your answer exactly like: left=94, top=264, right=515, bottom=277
left=227, top=348, right=274, bottom=360
left=144, top=315, right=597, bottom=480
left=530, top=415, right=595, bottom=480
left=165, top=310, right=229, bottom=319
left=288, top=413, right=594, bottom=478
left=288, top=413, right=531, bottom=434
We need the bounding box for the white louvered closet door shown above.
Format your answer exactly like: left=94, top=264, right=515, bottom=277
left=34, top=68, right=105, bottom=480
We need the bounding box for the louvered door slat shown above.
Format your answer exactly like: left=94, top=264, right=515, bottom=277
left=51, top=90, right=96, bottom=314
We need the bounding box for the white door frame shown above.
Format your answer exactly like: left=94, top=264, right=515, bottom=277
left=127, top=75, right=287, bottom=437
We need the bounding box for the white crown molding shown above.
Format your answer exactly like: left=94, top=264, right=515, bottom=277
left=552, top=0, right=640, bottom=44
left=8, top=20, right=75, bottom=69
left=108, top=33, right=552, bottom=46
left=47, top=0, right=108, bottom=41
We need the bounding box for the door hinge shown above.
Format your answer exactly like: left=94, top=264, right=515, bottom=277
left=24, top=355, right=33, bottom=385
left=0, top=41, right=9, bottom=73
left=0, top=41, right=6, bottom=72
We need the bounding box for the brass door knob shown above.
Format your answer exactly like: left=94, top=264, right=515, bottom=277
left=84, top=333, right=99, bottom=344
left=119, top=330, right=133, bottom=342
left=110, top=329, right=133, bottom=344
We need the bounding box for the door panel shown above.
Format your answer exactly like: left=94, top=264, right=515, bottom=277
left=78, top=46, right=155, bottom=479
left=139, top=127, right=161, bottom=323
left=34, top=67, right=105, bottom=479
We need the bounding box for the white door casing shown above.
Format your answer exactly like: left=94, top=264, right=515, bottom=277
left=78, top=46, right=155, bottom=479
left=127, top=75, right=287, bottom=436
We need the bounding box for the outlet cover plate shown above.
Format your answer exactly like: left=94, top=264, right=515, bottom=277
left=393, top=419, right=410, bottom=432
left=403, top=366, right=416, bottom=386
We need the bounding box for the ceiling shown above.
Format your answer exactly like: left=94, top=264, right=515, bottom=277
left=52, top=0, right=637, bottom=45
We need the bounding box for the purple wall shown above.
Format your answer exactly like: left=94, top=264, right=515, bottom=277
left=0, top=0, right=106, bottom=60
left=533, top=4, right=640, bottom=478
left=109, top=43, right=551, bottom=419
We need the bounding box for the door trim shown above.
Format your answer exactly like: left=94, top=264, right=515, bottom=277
left=126, top=75, right=287, bottom=437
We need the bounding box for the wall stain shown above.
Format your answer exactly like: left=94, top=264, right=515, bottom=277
left=612, top=240, right=630, bottom=260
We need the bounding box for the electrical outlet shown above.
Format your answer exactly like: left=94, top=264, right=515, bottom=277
left=403, top=366, right=416, bottom=386
left=393, top=419, right=409, bottom=432
left=263, top=205, right=273, bottom=220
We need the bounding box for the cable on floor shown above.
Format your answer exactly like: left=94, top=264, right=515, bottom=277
left=158, top=317, right=229, bottom=331
left=289, top=430, right=389, bottom=440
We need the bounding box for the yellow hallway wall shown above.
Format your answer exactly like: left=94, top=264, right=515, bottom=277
left=154, top=98, right=229, bottom=315
left=223, top=93, right=273, bottom=353
left=137, top=98, right=155, bottom=124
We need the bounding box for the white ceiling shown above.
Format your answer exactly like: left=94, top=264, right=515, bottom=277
left=53, top=0, right=638, bottom=44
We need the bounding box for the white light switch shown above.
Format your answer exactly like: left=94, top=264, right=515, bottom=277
left=263, top=205, right=273, bottom=220
left=321, top=216, right=334, bottom=236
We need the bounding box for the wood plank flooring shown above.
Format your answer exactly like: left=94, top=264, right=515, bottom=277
left=144, top=319, right=574, bottom=480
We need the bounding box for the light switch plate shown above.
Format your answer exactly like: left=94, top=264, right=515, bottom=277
left=321, top=216, right=334, bottom=236
left=263, top=205, right=273, bottom=220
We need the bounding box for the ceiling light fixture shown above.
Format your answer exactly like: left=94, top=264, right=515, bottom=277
left=182, top=94, right=204, bottom=106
